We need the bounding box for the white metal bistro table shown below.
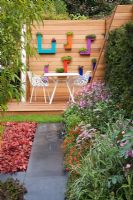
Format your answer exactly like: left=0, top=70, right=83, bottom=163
left=44, top=72, right=79, bottom=104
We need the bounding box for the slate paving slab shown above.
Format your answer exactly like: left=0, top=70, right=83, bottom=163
left=25, top=123, right=67, bottom=200
left=0, top=172, right=26, bottom=183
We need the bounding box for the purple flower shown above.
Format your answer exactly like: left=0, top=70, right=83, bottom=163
left=127, top=150, right=133, bottom=158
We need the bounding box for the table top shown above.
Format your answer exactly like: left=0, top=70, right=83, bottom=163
left=44, top=72, right=79, bottom=77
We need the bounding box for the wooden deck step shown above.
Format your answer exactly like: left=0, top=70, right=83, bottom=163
left=2, top=101, right=67, bottom=115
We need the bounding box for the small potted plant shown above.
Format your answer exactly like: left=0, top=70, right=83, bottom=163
left=44, top=64, right=49, bottom=73
left=78, top=66, right=84, bottom=75
left=64, top=32, right=73, bottom=50
left=61, top=56, right=72, bottom=73
left=91, top=58, right=97, bottom=70
left=79, top=48, right=87, bottom=53
left=36, top=32, right=42, bottom=36
left=56, top=68, right=64, bottom=73
left=51, top=38, right=56, bottom=43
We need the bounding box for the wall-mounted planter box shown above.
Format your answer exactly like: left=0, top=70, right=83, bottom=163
left=61, top=56, right=72, bottom=73
left=64, top=32, right=73, bottom=50
left=79, top=34, right=96, bottom=55
left=37, top=33, right=56, bottom=54
left=91, top=58, right=97, bottom=70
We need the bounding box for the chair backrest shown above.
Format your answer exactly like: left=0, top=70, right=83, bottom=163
left=27, top=71, right=48, bottom=87
left=27, top=71, right=33, bottom=84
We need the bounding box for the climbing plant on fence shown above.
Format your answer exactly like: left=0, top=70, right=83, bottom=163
left=104, top=21, right=133, bottom=116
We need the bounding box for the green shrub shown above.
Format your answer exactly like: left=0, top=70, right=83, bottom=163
left=105, top=22, right=133, bottom=116
left=63, top=105, right=81, bottom=131
left=65, top=0, right=132, bottom=18
left=0, top=178, right=27, bottom=200
left=64, top=113, right=81, bottom=132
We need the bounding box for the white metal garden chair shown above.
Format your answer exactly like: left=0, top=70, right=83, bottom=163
left=27, top=71, right=50, bottom=103
left=72, top=71, right=91, bottom=95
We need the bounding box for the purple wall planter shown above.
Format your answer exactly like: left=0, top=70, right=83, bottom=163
left=79, top=38, right=92, bottom=55
left=44, top=65, right=49, bottom=73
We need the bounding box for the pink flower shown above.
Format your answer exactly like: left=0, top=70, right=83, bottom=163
left=120, top=140, right=128, bottom=147
left=125, top=164, right=131, bottom=169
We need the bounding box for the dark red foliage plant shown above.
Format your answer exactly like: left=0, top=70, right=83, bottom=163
left=0, top=122, right=37, bottom=173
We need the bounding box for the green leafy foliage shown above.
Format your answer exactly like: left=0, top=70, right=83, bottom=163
left=79, top=48, right=87, bottom=52
left=55, top=68, right=64, bottom=73
left=64, top=0, right=132, bottom=18
left=86, top=34, right=96, bottom=40
left=69, top=14, right=88, bottom=20
left=0, top=178, right=27, bottom=200
left=105, top=22, right=133, bottom=116
left=66, top=134, right=125, bottom=200
left=61, top=56, right=72, bottom=61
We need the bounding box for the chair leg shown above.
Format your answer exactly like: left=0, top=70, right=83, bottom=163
left=46, top=89, right=51, bottom=101
left=69, top=86, right=74, bottom=101
left=43, top=87, right=47, bottom=103
left=30, top=87, right=34, bottom=103
left=34, top=87, right=37, bottom=101
left=72, top=86, right=75, bottom=96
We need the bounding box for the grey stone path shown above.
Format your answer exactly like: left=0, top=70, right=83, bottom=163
left=0, top=123, right=67, bottom=200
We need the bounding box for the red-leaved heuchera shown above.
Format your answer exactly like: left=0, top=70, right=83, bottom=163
left=0, top=122, right=37, bottom=173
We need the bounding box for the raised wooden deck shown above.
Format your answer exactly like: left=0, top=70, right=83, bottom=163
left=4, top=101, right=67, bottom=115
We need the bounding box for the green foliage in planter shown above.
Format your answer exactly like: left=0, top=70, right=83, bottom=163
left=91, top=58, right=97, bottom=64
left=104, top=21, right=133, bottom=116
left=86, top=34, right=96, bottom=40
left=61, top=56, right=72, bottom=61
left=0, top=178, right=27, bottom=200
left=79, top=48, right=87, bottom=52
left=55, top=68, right=64, bottom=73
left=66, top=32, right=73, bottom=36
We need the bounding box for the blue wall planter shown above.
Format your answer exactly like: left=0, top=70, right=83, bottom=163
left=37, top=33, right=56, bottom=54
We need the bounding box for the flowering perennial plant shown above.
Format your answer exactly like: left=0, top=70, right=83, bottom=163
left=115, top=119, right=133, bottom=174
left=74, top=81, right=110, bottom=109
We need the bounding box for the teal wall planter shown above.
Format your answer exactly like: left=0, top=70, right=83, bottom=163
left=37, top=33, right=56, bottom=54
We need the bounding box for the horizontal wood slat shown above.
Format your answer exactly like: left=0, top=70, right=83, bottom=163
left=116, top=5, right=133, bottom=13
left=32, top=30, right=105, bottom=35
left=32, top=20, right=105, bottom=26
left=32, top=35, right=104, bottom=39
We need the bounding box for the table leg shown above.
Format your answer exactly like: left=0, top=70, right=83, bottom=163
left=66, top=80, right=75, bottom=102
left=49, top=80, right=58, bottom=104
